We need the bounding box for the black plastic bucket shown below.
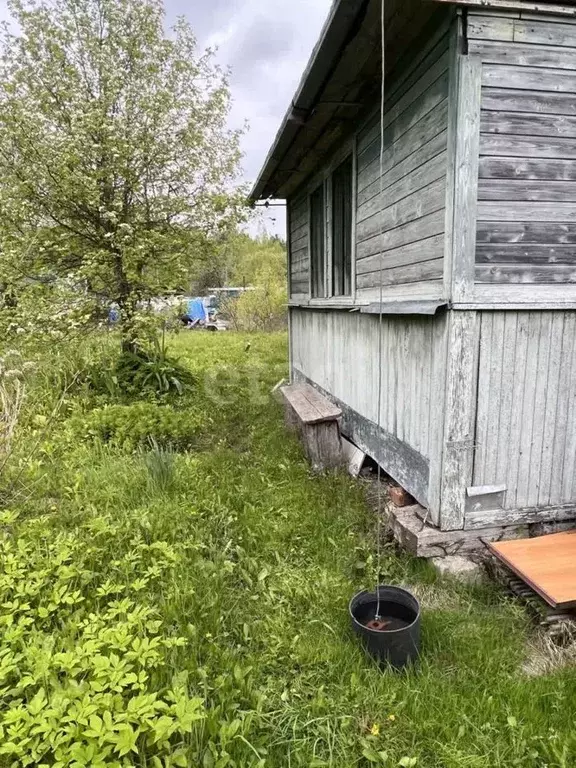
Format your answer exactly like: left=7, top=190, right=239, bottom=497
left=349, top=585, right=421, bottom=669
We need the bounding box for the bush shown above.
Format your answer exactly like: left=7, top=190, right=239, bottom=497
left=86, top=339, right=196, bottom=401
left=69, top=402, right=206, bottom=451
left=224, top=285, right=287, bottom=332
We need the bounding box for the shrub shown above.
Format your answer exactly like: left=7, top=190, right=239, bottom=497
left=224, top=285, right=287, bottom=332
left=69, top=402, right=206, bottom=452
left=86, top=338, right=196, bottom=401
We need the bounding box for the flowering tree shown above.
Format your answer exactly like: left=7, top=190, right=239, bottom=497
left=0, top=0, right=246, bottom=345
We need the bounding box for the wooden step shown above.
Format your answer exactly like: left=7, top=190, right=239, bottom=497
left=280, top=382, right=342, bottom=424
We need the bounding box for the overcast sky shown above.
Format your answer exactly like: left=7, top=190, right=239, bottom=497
left=171, top=0, right=333, bottom=237
left=0, top=0, right=332, bottom=237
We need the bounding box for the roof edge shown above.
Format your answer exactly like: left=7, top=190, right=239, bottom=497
left=249, top=0, right=367, bottom=202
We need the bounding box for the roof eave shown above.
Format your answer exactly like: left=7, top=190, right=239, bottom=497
left=249, top=0, right=367, bottom=202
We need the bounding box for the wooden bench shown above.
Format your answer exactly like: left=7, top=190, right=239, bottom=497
left=280, top=382, right=343, bottom=471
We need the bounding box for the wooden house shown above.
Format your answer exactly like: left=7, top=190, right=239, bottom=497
left=251, top=0, right=576, bottom=550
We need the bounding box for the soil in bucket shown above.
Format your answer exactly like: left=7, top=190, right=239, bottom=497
left=349, top=586, right=421, bottom=668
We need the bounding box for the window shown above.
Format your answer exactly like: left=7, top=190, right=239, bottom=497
left=310, top=183, right=326, bottom=298
left=332, top=156, right=353, bottom=297
left=307, top=153, right=354, bottom=299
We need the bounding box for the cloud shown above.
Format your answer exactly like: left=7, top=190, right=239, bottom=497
left=193, top=1, right=332, bottom=174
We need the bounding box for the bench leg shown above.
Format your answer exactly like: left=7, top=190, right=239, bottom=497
left=302, top=421, right=343, bottom=472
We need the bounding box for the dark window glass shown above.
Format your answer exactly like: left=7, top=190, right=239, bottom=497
left=310, top=183, right=326, bottom=298
left=332, top=156, right=353, bottom=297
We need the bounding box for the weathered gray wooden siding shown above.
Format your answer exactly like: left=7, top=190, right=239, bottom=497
left=472, top=310, right=576, bottom=516
left=288, top=195, right=309, bottom=297
left=469, top=12, right=576, bottom=285
left=355, top=28, right=450, bottom=296
left=290, top=307, right=447, bottom=510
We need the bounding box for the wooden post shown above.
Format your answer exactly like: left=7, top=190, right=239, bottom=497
left=439, top=310, right=480, bottom=530
left=445, top=13, right=483, bottom=304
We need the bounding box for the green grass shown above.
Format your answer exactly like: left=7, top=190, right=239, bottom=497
left=1, top=331, right=575, bottom=767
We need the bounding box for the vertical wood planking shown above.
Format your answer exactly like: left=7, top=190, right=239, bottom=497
left=538, top=313, right=563, bottom=506
left=495, top=312, right=518, bottom=490
left=550, top=314, right=575, bottom=505
left=471, top=310, right=576, bottom=516
left=289, top=308, right=443, bottom=462
left=427, top=311, right=449, bottom=525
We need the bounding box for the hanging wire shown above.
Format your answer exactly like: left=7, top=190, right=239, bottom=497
left=374, top=0, right=386, bottom=622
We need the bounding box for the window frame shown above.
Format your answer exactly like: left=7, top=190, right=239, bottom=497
left=306, top=139, right=357, bottom=305
left=309, top=180, right=327, bottom=299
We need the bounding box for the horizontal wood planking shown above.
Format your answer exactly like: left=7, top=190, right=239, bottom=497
left=358, top=127, right=447, bottom=203
left=358, top=102, right=448, bottom=177
left=514, top=18, right=576, bottom=48
left=471, top=311, right=576, bottom=514
left=467, top=14, right=515, bottom=42
left=357, top=233, right=445, bottom=276
left=289, top=196, right=309, bottom=298
left=290, top=280, right=309, bottom=295
left=481, top=111, right=576, bottom=138
left=477, top=221, right=576, bottom=244
left=350, top=25, right=450, bottom=292
left=479, top=201, right=576, bottom=221
left=357, top=210, right=446, bottom=260
left=476, top=265, right=576, bottom=283
left=358, top=76, right=448, bottom=168
left=478, top=179, right=576, bottom=203
left=473, top=16, right=576, bottom=286
left=482, top=64, right=576, bottom=93
left=357, top=42, right=449, bottom=154
left=482, top=88, right=576, bottom=116
left=481, top=134, right=576, bottom=159
left=480, top=156, right=576, bottom=181
left=470, top=39, right=576, bottom=69
left=357, top=152, right=448, bottom=223
left=356, top=259, right=444, bottom=289
left=356, top=178, right=446, bottom=243
left=477, top=244, right=576, bottom=264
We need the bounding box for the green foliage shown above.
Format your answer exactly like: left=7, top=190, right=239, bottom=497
left=1, top=331, right=575, bottom=767
left=215, top=235, right=287, bottom=331
left=143, top=439, right=177, bottom=493
left=69, top=402, right=205, bottom=451
left=0, top=0, right=247, bottom=346
left=0, top=509, right=204, bottom=766
left=89, top=342, right=196, bottom=400
left=226, top=283, right=287, bottom=332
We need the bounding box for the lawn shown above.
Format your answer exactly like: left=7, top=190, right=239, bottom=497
left=1, top=331, right=575, bottom=767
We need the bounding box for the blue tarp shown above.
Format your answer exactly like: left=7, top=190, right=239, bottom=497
left=186, top=298, right=208, bottom=323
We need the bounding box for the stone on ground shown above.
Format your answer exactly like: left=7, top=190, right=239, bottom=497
left=431, top=555, right=484, bottom=585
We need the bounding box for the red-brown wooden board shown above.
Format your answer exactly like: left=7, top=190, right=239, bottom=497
left=489, top=531, right=576, bottom=609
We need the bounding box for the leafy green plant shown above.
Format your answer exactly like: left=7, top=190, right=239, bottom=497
left=87, top=338, right=197, bottom=400
left=69, top=402, right=206, bottom=452
left=0, top=512, right=205, bottom=766
left=1, top=331, right=575, bottom=768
